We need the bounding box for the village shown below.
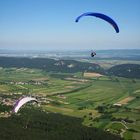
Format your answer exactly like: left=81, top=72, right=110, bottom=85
left=0, top=91, right=68, bottom=118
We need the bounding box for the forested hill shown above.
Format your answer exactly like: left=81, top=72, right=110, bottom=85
left=0, top=57, right=104, bottom=73
left=108, top=64, right=140, bottom=78
left=0, top=107, right=122, bottom=140
left=0, top=57, right=140, bottom=78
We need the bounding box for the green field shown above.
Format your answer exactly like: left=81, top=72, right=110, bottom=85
left=0, top=67, right=140, bottom=139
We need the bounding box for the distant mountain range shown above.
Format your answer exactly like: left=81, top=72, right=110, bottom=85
left=0, top=57, right=140, bottom=79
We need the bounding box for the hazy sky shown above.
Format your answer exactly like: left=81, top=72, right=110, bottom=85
left=0, top=0, right=140, bottom=50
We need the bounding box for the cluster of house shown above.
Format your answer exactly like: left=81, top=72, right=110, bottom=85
left=57, top=95, right=67, bottom=99
left=0, top=92, right=67, bottom=118
left=0, top=94, right=50, bottom=107
left=0, top=96, right=14, bottom=117
left=113, top=103, right=122, bottom=107
left=0, top=80, right=46, bottom=86
left=10, top=81, right=42, bottom=85
left=0, top=92, right=67, bottom=107
left=0, top=96, right=16, bottom=106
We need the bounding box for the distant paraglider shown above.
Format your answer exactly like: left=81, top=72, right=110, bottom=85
left=75, top=12, right=119, bottom=33
left=13, top=97, right=38, bottom=113
left=91, top=51, right=96, bottom=57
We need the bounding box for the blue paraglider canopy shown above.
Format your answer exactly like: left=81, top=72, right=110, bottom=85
left=75, top=12, right=119, bottom=33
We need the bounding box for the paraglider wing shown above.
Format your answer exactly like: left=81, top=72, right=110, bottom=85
left=75, top=12, right=119, bottom=33
left=13, top=97, right=38, bottom=113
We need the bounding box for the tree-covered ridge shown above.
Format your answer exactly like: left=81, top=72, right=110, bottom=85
left=0, top=57, right=104, bottom=73
left=0, top=57, right=140, bottom=78
left=0, top=106, right=122, bottom=140
left=108, top=64, right=140, bottom=78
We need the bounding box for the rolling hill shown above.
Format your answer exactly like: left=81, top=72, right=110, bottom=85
left=108, top=64, right=140, bottom=78
left=0, top=57, right=104, bottom=73
left=0, top=57, right=140, bottom=79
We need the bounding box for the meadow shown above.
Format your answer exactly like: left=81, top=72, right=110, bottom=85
left=0, top=67, right=140, bottom=140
